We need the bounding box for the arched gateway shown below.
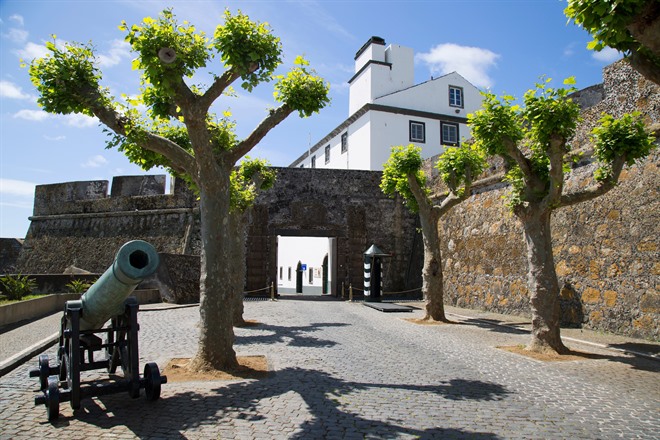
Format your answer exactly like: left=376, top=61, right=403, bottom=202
left=246, top=167, right=421, bottom=297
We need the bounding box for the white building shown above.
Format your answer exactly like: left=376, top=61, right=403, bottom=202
left=290, top=36, right=483, bottom=170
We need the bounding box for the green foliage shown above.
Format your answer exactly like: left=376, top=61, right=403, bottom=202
left=591, top=112, right=655, bottom=181
left=0, top=274, right=37, bottom=301
left=27, top=38, right=111, bottom=115
left=230, top=157, right=277, bottom=212
left=435, top=144, right=487, bottom=196
left=523, top=77, right=581, bottom=147
left=274, top=56, right=331, bottom=117
left=213, top=9, right=282, bottom=91
left=380, top=145, right=428, bottom=213
left=470, top=78, right=582, bottom=209
left=123, top=9, right=210, bottom=89
left=468, top=92, right=524, bottom=157
left=565, top=0, right=649, bottom=53
left=65, top=279, right=92, bottom=293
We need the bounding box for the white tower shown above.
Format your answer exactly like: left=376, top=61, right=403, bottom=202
left=348, top=36, right=415, bottom=115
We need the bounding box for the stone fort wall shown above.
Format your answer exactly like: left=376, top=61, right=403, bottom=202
left=424, top=60, right=659, bottom=340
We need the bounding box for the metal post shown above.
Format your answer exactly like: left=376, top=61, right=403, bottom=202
left=270, top=282, right=275, bottom=301
left=349, top=284, right=353, bottom=302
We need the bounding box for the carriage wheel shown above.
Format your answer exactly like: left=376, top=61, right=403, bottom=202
left=144, top=362, right=163, bottom=401
left=38, top=355, right=50, bottom=391
left=46, top=378, right=60, bottom=421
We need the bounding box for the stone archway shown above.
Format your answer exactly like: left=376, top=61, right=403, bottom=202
left=245, top=167, right=421, bottom=297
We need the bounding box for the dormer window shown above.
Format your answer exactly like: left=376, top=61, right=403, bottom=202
left=449, top=86, right=463, bottom=108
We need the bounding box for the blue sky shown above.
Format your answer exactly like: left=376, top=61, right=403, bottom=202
left=0, top=0, right=620, bottom=238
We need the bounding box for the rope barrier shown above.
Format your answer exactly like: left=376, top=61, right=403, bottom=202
left=242, top=285, right=271, bottom=295
left=383, top=287, right=422, bottom=295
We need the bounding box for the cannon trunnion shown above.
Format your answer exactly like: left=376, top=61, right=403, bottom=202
left=29, top=240, right=167, bottom=421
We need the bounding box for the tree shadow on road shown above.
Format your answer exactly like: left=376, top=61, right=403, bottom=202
left=234, top=321, right=349, bottom=348
left=81, top=366, right=506, bottom=439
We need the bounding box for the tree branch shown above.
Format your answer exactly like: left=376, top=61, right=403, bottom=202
left=229, top=104, right=294, bottom=164
left=542, top=134, right=567, bottom=210
left=502, top=138, right=535, bottom=181
left=558, top=155, right=626, bottom=208
left=84, top=87, right=197, bottom=177
left=437, top=166, right=473, bottom=216
left=199, top=63, right=259, bottom=112
left=199, top=69, right=242, bottom=111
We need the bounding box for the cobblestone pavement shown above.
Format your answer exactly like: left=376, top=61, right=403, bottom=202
left=1, top=299, right=658, bottom=439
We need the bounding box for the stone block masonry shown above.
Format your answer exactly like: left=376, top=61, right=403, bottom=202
left=431, top=60, right=659, bottom=340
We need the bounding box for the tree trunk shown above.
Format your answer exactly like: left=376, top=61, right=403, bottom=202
left=230, top=211, right=248, bottom=327
left=520, top=209, right=569, bottom=354
left=419, top=212, right=447, bottom=321
left=190, top=174, right=239, bottom=371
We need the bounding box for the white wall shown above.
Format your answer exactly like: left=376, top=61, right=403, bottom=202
left=277, top=236, right=330, bottom=292
left=374, top=72, right=481, bottom=117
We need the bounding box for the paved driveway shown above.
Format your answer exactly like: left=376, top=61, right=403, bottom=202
left=1, top=299, right=658, bottom=439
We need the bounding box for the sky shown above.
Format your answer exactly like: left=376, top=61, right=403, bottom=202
left=0, top=0, right=621, bottom=238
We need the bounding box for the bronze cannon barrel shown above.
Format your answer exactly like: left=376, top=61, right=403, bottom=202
left=79, top=240, right=160, bottom=330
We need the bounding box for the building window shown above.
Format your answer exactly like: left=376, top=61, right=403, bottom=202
left=341, top=132, right=348, bottom=154
left=311, top=155, right=316, bottom=168
left=288, top=267, right=292, bottom=281
left=449, top=86, right=463, bottom=108
left=309, top=267, right=314, bottom=284
left=325, top=145, right=330, bottom=164
left=409, top=121, right=425, bottom=143
left=279, top=267, right=283, bottom=280
left=441, top=122, right=459, bottom=146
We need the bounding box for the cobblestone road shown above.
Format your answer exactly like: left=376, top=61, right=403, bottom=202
left=1, top=299, right=658, bottom=439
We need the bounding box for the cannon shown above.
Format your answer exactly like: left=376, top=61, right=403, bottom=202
left=29, top=240, right=167, bottom=421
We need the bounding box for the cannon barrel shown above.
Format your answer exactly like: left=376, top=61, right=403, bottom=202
left=79, top=240, right=159, bottom=330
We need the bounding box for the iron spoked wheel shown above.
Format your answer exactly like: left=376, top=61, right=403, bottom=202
left=143, top=362, right=162, bottom=401
left=38, top=355, right=50, bottom=391
left=46, top=378, right=60, bottom=421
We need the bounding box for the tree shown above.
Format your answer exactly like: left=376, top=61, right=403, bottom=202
left=565, top=0, right=660, bottom=84
left=381, top=144, right=486, bottom=321
left=228, top=158, right=276, bottom=326
left=27, top=9, right=330, bottom=370
left=468, top=78, right=656, bottom=354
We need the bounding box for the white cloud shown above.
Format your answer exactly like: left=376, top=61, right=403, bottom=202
left=82, top=155, right=108, bottom=168
left=416, top=43, right=500, bottom=89
left=0, top=178, right=35, bottom=196
left=0, top=80, right=31, bottom=100
left=15, top=41, right=50, bottom=60
left=97, top=39, right=132, bottom=68
left=9, top=14, right=25, bottom=26
left=64, top=113, right=99, bottom=128
left=592, top=46, right=622, bottom=63
left=14, top=109, right=98, bottom=128
left=44, top=135, right=66, bottom=141
left=4, top=28, right=29, bottom=44
left=13, top=109, right=50, bottom=121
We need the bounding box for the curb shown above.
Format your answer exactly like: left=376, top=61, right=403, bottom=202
left=0, top=332, right=58, bottom=377
left=446, top=311, right=659, bottom=362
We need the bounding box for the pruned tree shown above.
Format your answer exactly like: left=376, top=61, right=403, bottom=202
left=381, top=144, right=486, bottom=321
left=27, top=9, right=330, bottom=370
left=565, top=0, right=660, bottom=84
left=229, top=157, right=276, bottom=327
left=468, top=78, right=656, bottom=354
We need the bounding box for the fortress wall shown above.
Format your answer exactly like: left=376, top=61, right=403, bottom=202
left=17, top=175, right=197, bottom=274
left=428, top=60, right=659, bottom=340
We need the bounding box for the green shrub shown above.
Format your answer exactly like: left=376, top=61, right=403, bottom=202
left=65, top=279, right=92, bottom=293
left=0, top=274, right=38, bottom=300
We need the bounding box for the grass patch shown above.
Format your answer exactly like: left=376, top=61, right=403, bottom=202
left=0, top=293, right=49, bottom=306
